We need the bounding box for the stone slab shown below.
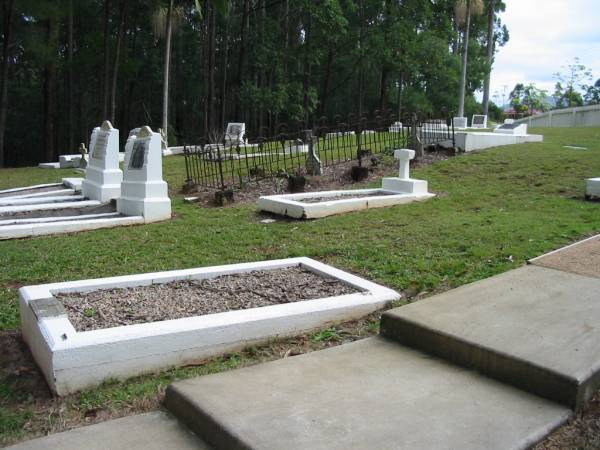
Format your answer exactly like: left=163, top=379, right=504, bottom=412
left=6, top=411, right=210, bottom=450
left=529, top=234, right=600, bottom=279
left=165, top=337, right=570, bottom=450
left=381, top=265, right=600, bottom=410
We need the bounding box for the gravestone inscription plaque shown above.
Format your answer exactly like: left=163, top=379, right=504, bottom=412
left=129, top=141, right=148, bottom=169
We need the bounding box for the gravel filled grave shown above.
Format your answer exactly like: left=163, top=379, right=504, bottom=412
left=57, top=267, right=361, bottom=331
left=298, top=191, right=395, bottom=203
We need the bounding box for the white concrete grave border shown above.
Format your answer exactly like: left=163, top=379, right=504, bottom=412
left=20, top=257, right=400, bottom=395
left=258, top=149, right=434, bottom=219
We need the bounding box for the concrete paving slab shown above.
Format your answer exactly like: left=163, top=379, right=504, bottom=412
left=165, top=337, right=570, bottom=450
left=529, top=234, right=600, bottom=279
left=381, top=265, right=600, bottom=410
left=6, top=411, right=211, bottom=450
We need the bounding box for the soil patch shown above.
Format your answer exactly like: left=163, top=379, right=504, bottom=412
left=531, top=234, right=600, bottom=279
left=298, top=191, right=395, bottom=203
left=0, top=184, right=64, bottom=199
left=0, top=203, right=117, bottom=220
left=57, top=267, right=360, bottom=332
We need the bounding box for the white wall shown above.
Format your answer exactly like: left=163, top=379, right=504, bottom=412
left=514, top=104, right=600, bottom=128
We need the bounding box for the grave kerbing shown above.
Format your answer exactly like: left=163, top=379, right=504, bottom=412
left=381, top=149, right=429, bottom=194
left=81, top=120, right=123, bottom=202
left=117, top=126, right=171, bottom=222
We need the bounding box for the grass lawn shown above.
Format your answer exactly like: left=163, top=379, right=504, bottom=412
left=1, top=127, right=600, bottom=446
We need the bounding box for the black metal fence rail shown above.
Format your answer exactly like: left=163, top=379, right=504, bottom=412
left=183, top=110, right=454, bottom=191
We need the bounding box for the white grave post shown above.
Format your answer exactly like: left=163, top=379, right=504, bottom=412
left=586, top=178, right=600, bottom=200
left=381, top=149, right=429, bottom=194
left=117, top=126, right=171, bottom=222
left=453, top=117, right=467, bottom=129
left=82, top=120, right=122, bottom=202
left=471, top=115, right=488, bottom=129
left=389, top=122, right=403, bottom=133
left=225, top=123, right=246, bottom=146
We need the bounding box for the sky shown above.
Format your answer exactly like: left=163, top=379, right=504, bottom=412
left=485, top=0, right=600, bottom=106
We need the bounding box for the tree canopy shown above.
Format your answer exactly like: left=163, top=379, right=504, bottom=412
left=0, top=0, right=508, bottom=167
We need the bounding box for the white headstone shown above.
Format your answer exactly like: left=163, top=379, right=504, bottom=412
left=453, top=117, right=467, bottom=129
left=494, top=123, right=528, bottom=135
left=471, top=115, right=488, bottom=129
left=381, top=148, right=429, bottom=195
left=225, top=123, right=246, bottom=146
left=117, top=126, right=171, bottom=222
left=504, top=118, right=515, bottom=125
left=389, top=122, right=403, bottom=133
left=82, top=120, right=123, bottom=202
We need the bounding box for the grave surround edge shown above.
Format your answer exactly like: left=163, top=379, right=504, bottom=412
left=19, top=257, right=400, bottom=395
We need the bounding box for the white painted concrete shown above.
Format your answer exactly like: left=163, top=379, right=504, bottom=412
left=514, top=104, right=600, bottom=128
left=453, top=117, right=468, bottom=129
left=494, top=123, right=528, bottom=135
left=225, top=122, right=246, bottom=146
left=82, top=120, right=123, bottom=202
left=0, top=215, right=144, bottom=240
left=117, top=126, right=172, bottom=222
left=258, top=189, right=434, bottom=219
left=0, top=183, right=62, bottom=196
left=61, top=178, right=83, bottom=192
left=259, top=148, right=433, bottom=219
left=586, top=178, right=600, bottom=200
left=0, top=195, right=84, bottom=207
left=453, top=131, right=543, bottom=152
left=0, top=212, right=120, bottom=226
left=19, top=258, right=400, bottom=395
left=59, top=154, right=83, bottom=169
left=471, top=115, right=488, bottom=129
left=38, top=162, right=60, bottom=169
left=0, top=200, right=102, bottom=215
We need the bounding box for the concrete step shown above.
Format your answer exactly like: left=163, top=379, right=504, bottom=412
left=165, top=337, right=570, bottom=450
left=381, top=265, right=600, bottom=410
left=6, top=411, right=211, bottom=450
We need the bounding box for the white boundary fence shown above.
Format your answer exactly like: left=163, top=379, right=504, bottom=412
left=514, top=104, right=600, bottom=128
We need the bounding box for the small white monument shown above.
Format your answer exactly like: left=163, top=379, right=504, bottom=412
left=586, top=178, right=600, bottom=200
left=382, top=149, right=429, bottom=195
left=389, top=122, right=403, bottom=133
left=504, top=118, right=515, bottom=125
left=117, top=126, right=171, bottom=222
left=82, top=121, right=122, bottom=202
left=225, top=123, right=246, bottom=146
left=471, top=115, right=488, bottom=129
left=494, top=123, right=528, bottom=135
left=453, top=117, right=468, bottom=129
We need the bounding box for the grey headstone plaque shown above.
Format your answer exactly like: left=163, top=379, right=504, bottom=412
left=498, top=123, right=520, bottom=130
left=129, top=140, right=148, bottom=169
left=473, top=116, right=485, bottom=125
left=92, top=131, right=109, bottom=159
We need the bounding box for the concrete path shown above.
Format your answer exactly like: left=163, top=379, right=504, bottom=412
left=166, top=337, right=570, bottom=450
left=9, top=234, right=600, bottom=449
left=7, top=411, right=210, bottom=450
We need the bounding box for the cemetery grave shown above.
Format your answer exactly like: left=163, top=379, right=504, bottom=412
left=0, top=123, right=171, bottom=239
left=494, top=122, right=528, bottom=135
left=19, top=257, right=399, bottom=395
left=471, top=114, right=488, bottom=129
left=257, top=149, right=434, bottom=219
left=586, top=177, right=600, bottom=200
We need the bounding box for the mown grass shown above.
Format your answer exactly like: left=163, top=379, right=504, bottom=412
left=0, top=127, right=599, bottom=444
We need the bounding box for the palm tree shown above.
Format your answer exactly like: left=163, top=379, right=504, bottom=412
left=455, top=0, right=483, bottom=118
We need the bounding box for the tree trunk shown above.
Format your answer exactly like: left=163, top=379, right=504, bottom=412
left=234, top=0, right=249, bottom=120
left=0, top=0, right=15, bottom=167
left=207, top=2, right=216, bottom=132
left=379, top=65, right=389, bottom=112
left=66, top=0, right=75, bottom=153
left=220, top=16, right=229, bottom=128
left=44, top=16, right=58, bottom=163
left=457, top=1, right=471, bottom=117
left=318, top=47, right=333, bottom=117
left=110, top=0, right=127, bottom=125
left=102, top=0, right=111, bottom=120
left=162, top=0, right=174, bottom=142
left=482, top=0, right=495, bottom=116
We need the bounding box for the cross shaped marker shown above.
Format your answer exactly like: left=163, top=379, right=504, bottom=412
left=393, top=149, right=415, bottom=180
